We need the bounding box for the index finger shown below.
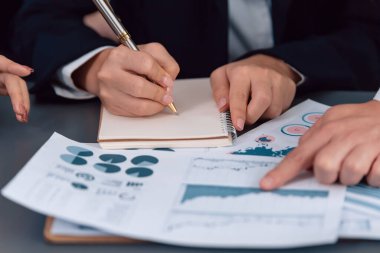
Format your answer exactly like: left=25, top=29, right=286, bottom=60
left=260, top=130, right=331, bottom=190
left=0, top=55, right=33, bottom=77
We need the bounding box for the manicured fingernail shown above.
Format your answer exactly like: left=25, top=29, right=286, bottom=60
left=163, top=95, right=173, bottom=105
left=261, top=177, right=274, bottom=189
left=218, top=98, right=227, bottom=110
left=236, top=118, right=245, bottom=131
left=162, top=76, right=173, bottom=87
left=23, top=65, right=34, bottom=73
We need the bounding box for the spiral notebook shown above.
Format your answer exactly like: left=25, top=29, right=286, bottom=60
left=97, top=78, right=236, bottom=149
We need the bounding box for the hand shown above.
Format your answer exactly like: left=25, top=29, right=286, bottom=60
left=261, top=100, right=380, bottom=189
left=210, top=54, right=299, bottom=131
left=73, top=43, right=180, bottom=117
left=0, top=55, right=33, bottom=123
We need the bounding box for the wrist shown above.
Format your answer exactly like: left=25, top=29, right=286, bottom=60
left=72, top=48, right=112, bottom=95
left=250, top=54, right=301, bottom=84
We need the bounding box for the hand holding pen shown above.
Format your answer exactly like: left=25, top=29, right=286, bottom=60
left=72, top=1, right=180, bottom=117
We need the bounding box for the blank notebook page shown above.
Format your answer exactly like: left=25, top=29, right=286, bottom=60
left=98, top=78, right=228, bottom=141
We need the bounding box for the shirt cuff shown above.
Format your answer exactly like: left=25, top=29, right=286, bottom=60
left=54, top=46, right=114, bottom=100
left=287, top=64, right=306, bottom=86
left=373, top=87, right=380, bottom=101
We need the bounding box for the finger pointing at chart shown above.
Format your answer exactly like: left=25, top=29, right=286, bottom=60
left=260, top=101, right=380, bottom=190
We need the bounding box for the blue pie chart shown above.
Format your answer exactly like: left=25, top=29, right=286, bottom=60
left=61, top=154, right=87, bottom=165
left=72, top=182, right=88, bottom=190
left=67, top=146, right=93, bottom=157
left=131, top=155, right=159, bottom=166
left=126, top=167, right=154, bottom=178
left=99, top=154, right=127, bottom=163
left=94, top=163, right=121, bottom=173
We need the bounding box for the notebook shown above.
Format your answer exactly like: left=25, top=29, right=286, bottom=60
left=97, top=78, right=236, bottom=149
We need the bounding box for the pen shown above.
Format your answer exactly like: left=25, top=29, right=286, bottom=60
left=93, top=0, right=178, bottom=114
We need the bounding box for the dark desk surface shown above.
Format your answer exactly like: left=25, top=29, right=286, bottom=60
left=1, top=91, right=380, bottom=253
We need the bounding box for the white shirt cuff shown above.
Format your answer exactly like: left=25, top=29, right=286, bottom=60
left=54, top=46, right=114, bottom=100
left=374, top=87, right=380, bottom=101
left=287, top=64, right=306, bottom=86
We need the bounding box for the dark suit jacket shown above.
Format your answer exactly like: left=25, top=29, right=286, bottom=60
left=12, top=0, right=380, bottom=94
left=0, top=0, right=22, bottom=57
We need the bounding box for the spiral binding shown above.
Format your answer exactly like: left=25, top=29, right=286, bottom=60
left=219, top=111, right=237, bottom=141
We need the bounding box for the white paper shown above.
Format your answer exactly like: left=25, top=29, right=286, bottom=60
left=339, top=208, right=380, bottom=240
left=2, top=133, right=345, bottom=248
left=345, top=183, right=380, bottom=217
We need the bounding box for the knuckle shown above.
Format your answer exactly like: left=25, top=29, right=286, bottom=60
left=147, top=42, right=165, bottom=51
left=210, top=67, right=225, bottom=80
left=265, top=105, right=282, bottom=119
left=229, top=65, right=251, bottom=77
left=141, top=55, right=155, bottom=72
left=314, top=154, right=336, bottom=177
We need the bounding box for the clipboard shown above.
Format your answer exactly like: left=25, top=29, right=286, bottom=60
left=44, top=217, right=144, bottom=244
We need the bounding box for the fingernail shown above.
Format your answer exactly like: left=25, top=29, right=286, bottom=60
left=236, top=118, right=245, bottom=131
left=16, top=114, right=24, bottom=122
left=261, top=177, right=274, bottom=190
left=163, top=95, right=173, bottom=105
left=218, top=98, right=227, bottom=110
left=23, top=65, right=34, bottom=73
left=162, top=76, right=173, bottom=87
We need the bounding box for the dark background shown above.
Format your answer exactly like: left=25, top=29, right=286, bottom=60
left=0, top=0, right=22, bottom=55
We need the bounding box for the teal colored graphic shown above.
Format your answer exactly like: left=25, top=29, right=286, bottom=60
left=72, top=182, right=88, bottom=190
left=153, top=148, right=175, bottom=152
left=67, top=146, right=93, bottom=157
left=281, top=124, right=310, bottom=136
left=131, top=155, right=159, bottom=166
left=126, top=167, right=154, bottom=178
left=76, top=172, right=95, bottom=181
left=61, top=154, right=87, bottom=165
left=302, top=112, right=323, bottom=124
left=256, top=136, right=273, bottom=143
left=348, top=183, right=380, bottom=199
left=99, top=154, right=127, bottom=163
left=94, top=163, right=121, bottom=173
left=232, top=146, right=294, bottom=157
left=181, top=185, right=328, bottom=204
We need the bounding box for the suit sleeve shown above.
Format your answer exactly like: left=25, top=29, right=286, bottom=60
left=250, top=0, right=380, bottom=92
left=12, top=0, right=116, bottom=92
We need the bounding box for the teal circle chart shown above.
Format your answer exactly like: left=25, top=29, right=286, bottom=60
left=72, top=182, right=88, bottom=190
left=126, top=167, right=154, bottom=178
left=131, top=155, right=159, bottom=166
left=281, top=124, right=310, bottom=136
left=99, top=154, right=127, bottom=163
left=302, top=112, right=323, bottom=124
left=67, top=146, right=94, bottom=157
left=61, top=154, right=87, bottom=165
left=94, top=163, right=121, bottom=173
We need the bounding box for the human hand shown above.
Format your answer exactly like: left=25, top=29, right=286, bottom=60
left=261, top=100, right=380, bottom=189
left=73, top=43, right=180, bottom=116
left=0, top=55, right=33, bottom=123
left=210, top=54, right=299, bottom=131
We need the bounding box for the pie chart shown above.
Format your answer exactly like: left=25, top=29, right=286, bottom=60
left=72, top=182, right=88, bottom=190
left=94, top=163, right=121, bottom=173
left=126, top=167, right=154, bottom=178
left=99, top=154, right=127, bottom=163
left=61, top=154, right=87, bottom=165
left=66, top=146, right=94, bottom=157
left=131, top=155, right=159, bottom=166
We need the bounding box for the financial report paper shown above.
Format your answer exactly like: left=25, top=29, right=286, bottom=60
left=2, top=133, right=345, bottom=248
